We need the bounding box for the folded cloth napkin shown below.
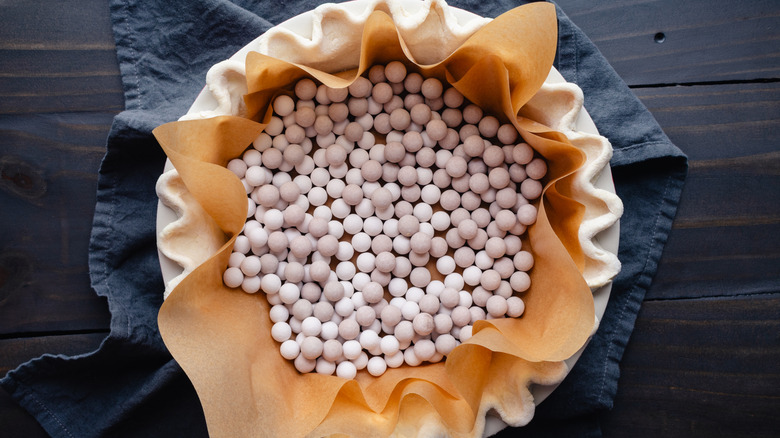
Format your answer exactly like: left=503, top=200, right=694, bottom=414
left=0, top=1, right=686, bottom=437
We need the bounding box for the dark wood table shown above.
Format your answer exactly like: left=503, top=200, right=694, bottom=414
left=1, top=0, right=778, bottom=436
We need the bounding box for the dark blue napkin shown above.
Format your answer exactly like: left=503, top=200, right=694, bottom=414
left=0, top=1, right=686, bottom=437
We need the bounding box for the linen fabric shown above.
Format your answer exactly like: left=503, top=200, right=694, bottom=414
left=0, top=1, right=686, bottom=436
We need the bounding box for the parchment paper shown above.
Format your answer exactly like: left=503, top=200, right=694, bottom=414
left=153, top=3, right=594, bottom=436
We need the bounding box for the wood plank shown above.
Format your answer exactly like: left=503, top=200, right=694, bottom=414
left=556, top=0, right=780, bottom=85
left=0, top=51, right=124, bottom=114
left=673, top=158, right=780, bottom=229
left=0, top=0, right=115, bottom=49
left=601, top=294, right=780, bottom=437
left=0, top=114, right=113, bottom=334
left=651, top=224, right=780, bottom=299
left=630, top=83, right=780, bottom=300
left=633, top=83, right=780, bottom=161
left=0, top=0, right=124, bottom=114
left=1, top=0, right=778, bottom=115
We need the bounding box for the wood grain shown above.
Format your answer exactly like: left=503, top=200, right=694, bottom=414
left=601, top=295, right=780, bottom=437
left=556, top=0, right=780, bottom=85
left=633, top=83, right=780, bottom=161
left=0, top=0, right=119, bottom=339
left=0, top=0, right=123, bottom=114
left=0, top=114, right=114, bottom=334
left=632, top=83, right=780, bottom=300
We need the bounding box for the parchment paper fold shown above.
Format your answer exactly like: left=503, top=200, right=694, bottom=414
left=154, top=3, right=600, bottom=437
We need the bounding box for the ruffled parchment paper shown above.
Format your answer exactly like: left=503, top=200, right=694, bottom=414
left=154, top=3, right=595, bottom=437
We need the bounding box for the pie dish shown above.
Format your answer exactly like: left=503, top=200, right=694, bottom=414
left=153, top=1, right=623, bottom=436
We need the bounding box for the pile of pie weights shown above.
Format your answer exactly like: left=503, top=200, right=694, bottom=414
left=222, top=61, right=547, bottom=379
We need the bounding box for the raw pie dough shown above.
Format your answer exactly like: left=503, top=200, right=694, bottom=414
left=155, top=0, right=623, bottom=435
